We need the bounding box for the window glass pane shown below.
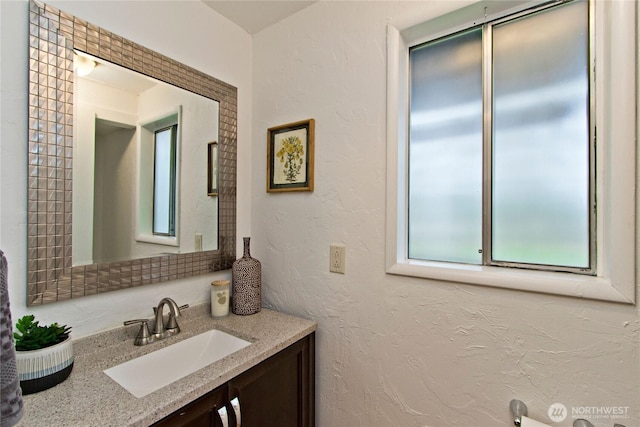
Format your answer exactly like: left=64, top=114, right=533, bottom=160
left=153, top=127, right=175, bottom=235
left=492, top=1, right=589, bottom=267
left=408, top=29, right=483, bottom=264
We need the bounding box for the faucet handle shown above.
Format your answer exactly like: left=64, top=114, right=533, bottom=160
left=123, top=319, right=154, bottom=346
left=124, top=319, right=149, bottom=327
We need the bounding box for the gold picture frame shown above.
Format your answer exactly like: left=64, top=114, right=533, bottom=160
left=267, top=119, right=315, bottom=193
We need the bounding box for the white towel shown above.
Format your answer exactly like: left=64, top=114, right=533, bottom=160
left=0, top=250, right=24, bottom=426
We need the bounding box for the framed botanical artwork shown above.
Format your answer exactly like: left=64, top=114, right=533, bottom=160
left=267, top=119, right=315, bottom=192
left=207, top=141, right=218, bottom=196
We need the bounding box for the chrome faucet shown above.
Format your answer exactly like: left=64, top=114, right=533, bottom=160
left=124, top=297, right=189, bottom=346
left=152, top=297, right=185, bottom=337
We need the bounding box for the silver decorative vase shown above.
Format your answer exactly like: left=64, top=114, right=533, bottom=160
left=232, top=237, right=261, bottom=315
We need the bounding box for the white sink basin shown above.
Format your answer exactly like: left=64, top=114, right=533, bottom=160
left=104, top=329, right=251, bottom=398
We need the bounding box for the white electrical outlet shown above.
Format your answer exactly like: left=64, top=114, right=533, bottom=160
left=330, top=244, right=346, bottom=274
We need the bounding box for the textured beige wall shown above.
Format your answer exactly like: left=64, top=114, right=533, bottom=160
left=251, top=2, right=640, bottom=426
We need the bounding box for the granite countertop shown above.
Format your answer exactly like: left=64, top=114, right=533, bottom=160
left=18, top=306, right=316, bottom=427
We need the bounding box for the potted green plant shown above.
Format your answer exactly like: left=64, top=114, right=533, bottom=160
left=14, top=315, right=74, bottom=394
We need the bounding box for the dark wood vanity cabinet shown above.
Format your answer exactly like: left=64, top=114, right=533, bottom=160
left=152, top=385, right=228, bottom=427
left=153, top=332, right=315, bottom=427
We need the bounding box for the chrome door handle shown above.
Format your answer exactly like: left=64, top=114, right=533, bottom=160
left=217, top=406, right=229, bottom=427
left=230, top=397, right=241, bottom=427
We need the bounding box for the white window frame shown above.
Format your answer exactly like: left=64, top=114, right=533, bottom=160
left=152, top=124, right=178, bottom=237
left=386, top=0, right=636, bottom=303
left=135, top=107, right=182, bottom=247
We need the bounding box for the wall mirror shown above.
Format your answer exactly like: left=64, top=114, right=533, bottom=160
left=27, top=1, right=237, bottom=306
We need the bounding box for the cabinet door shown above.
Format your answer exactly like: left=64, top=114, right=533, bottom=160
left=152, top=385, right=228, bottom=427
left=227, top=333, right=315, bottom=427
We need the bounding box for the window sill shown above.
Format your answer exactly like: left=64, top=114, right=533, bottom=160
left=136, top=234, right=179, bottom=247
left=386, top=259, right=634, bottom=304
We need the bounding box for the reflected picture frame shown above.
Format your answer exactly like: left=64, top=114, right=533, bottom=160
left=208, top=141, right=218, bottom=196
left=267, top=119, right=315, bottom=193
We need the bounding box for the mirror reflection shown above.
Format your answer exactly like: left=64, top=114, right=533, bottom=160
left=72, top=53, right=219, bottom=266
left=26, top=0, right=237, bottom=306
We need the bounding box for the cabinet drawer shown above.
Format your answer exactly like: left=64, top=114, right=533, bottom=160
left=152, top=385, right=227, bottom=427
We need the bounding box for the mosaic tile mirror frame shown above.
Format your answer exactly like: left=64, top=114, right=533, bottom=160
left=27, top=0, right=237, bottom=305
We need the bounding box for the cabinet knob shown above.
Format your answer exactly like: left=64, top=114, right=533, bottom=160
left=217, top=406, right=229, bottom=427
left=230, top=397, right=242, bottom=426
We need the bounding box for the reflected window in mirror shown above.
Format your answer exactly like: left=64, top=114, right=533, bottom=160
left=137, top=110, right=181, bottom=248
left=152, top=124, right=178, bottom=237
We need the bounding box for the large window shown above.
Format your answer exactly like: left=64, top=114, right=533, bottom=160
left=408, top=1, right=591, bottom=273
left=386, top=0, right=636, bottom=303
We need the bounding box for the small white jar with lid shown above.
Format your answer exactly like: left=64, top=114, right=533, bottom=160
left=211, top=280, right=230, bottom=317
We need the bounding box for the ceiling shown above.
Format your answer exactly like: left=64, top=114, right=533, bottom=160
left=76, top=2, right=322, bottom=95
left=202, top=1, right=317, bottom=34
